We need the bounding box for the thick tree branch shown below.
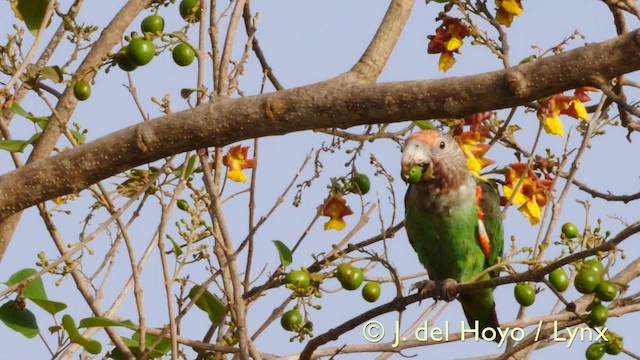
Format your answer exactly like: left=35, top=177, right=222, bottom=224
left=1, top=30, right=640, bottom=220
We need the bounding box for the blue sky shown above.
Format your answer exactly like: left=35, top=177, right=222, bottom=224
left=1, top=1, right=639, bottom=359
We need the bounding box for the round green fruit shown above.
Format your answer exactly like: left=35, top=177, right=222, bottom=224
left=362, top=282, right=381, bottom=302
left=172, top=43, right=195, bottom=66
left=340, top=267, right=364, bottom=291
left=177, top=199, right=189, bottom=211
left=406, top=165, right=423, bottom=184
left=352, top=173, right=371, bottom=195
left=548, top=268, right=570, bottom=292
left=589, top=304, right=609, bottom=327
left=179, top=0, right=201, bottom=22
left=116, top=48, right=138, bottom=72
left=336, top=264, right=354, bottom=282
left=585, top=342, right=606, bottom=360
left=561, top=222, right=580, bottom=239
left=127, top=38, right=155, bottom=66
left=514, top=283, right=535, bottom=306
left=285, top=270, right=310, bottom=289
left=73, top=80, right=91, bottom=101
left=574, top=269, right=600, bottom=294
left=605, top=336, right=623, bottom=355
left=595, top=280, right=617, bottom=302
left=141, top=14, right=165, bottom=34
left=280, top=309, right=303, bottom=331
left=583, top=259, right=604, bottom=277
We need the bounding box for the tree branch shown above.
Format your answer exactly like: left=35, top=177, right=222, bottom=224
left=2, top=30, right=640, bottom=220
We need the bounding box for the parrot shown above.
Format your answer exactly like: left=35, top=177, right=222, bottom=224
left=400, top=129, right=504, bottom=334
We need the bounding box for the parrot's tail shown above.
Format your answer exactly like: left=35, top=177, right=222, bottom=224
left=459, top=288, right=500, bottom=343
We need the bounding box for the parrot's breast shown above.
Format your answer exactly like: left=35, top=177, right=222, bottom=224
left=404, top=178, right=487, bottom=282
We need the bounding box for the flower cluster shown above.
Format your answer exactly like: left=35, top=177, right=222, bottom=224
left=536, top=87, right=596, bottom=137
left=502, top=163, right=553, bottom=225
left=222, top=145, right=256, bottom=183
left=456, top=130, right=495, bottom=179
left=427, top=16, right=471, bottom=72
left=495, top=0, right=523, bottom=27
left=322, top=195, right=354, bottom=231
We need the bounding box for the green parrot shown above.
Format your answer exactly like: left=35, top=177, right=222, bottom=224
left=401, top=129, right=503, bottom=333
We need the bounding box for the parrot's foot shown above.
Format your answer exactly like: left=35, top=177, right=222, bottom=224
left=410, top=279, right=437, bottom=299
left=410, top=278, right=458, bottom=302
left=438, top=278, right=458, bottom=302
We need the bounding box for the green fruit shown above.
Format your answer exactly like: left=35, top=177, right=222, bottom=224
left=340, top=267, right=364, bottom=291
left=177, top=199, right=189, bottom=211
left=280, top=309, right=303, bottom=331
left=589, top=304, right=609, bottom=327
left=406, top=165, right=423, bottom=184
left=117, top=48, right=138, bottom=72
left=514, top=283, right=535, bottom=306
left=604, top=332, right=623, bottom=355
left=141, top=14, right=165, bottom=34
left=583, top=259, right=605, bottom=277
left=352, top=173, right=371, bottom=195
left=73, top=80, right=91, bottom=101
left=172, top=43, right=195, bottom=66
left=548, top=268, right=570, bottom=292
left=335, top=264, right=354, bottom=282
left=561, top=222, right=580, bottom=239
left=127, top=38, right=155, bottom=66
left=574, top=269, right=600, bottom=294
left=585, top=342, right=606, bottom=360
left=362, top=282, right=381, bottom=302
left=595, top=280, right=617, bottom=302
left=179, top=0, right=201, bottom=22
left=285, top=270, right=310, bottom=289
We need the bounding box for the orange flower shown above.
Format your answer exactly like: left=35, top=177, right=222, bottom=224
left=503, top=163, right=553, bottom=224
left=457, top=131, right=495, bottom=178
left=427, top=16, right=471, bottom=72
left=495, top=0, right=523, bottom=27
left=537, top=88, right=596, bottom=137
left=322, top=195, right=354, bottom=231
left=222, top=145, right=256, bottom=182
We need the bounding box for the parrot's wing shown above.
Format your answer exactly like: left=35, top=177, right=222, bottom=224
left=476, top=179, right=504, bottom=278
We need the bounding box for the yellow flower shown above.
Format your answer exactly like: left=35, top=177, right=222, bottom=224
left=495, top=0, right=523, bottom=27
left=541, top=112, right=564, bottom=137
left=322, top=195, right=354, bottom=231
left=438, top=52, right=456, bottom=72
left=222, top=145, right=256, bottom=182
left=503, top=163, right=553, bottom=225
left=457, top=131, right=495, bottom=179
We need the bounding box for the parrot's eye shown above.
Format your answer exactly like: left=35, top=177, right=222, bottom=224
left=439, top=141, right=445, bottom=149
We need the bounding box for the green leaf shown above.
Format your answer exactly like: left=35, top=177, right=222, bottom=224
left=166, top=235, right=183, bottom=257
left=10, top=0, right=51, bottom=35
left=184, top=154, right=197, bottom=179
left=111, top=333, right=170, bottom=359
left=180, top=88, right=199, bottom=99
left=272, top=240, right=292, bottom=268
left=30, top=298, right=67, bottom=315
left=5, top=268, right=47, bottom=300
left=0, top=139, right=30, bottom=153
left=413, top=120, right=437, bottom=130
left=39, top=66, right=63, bottom=83
left=78, top=316, right=136, bottom=329
left=62, top=314, right=101, bottom=355
left=132, top=332, right=171, bottom=358
left=9, top=103, right=48, bottom=128
left=70, top=129, right=86, bottom=144
left=0, top=301, right=39, bottom=338
left=188, top=285, right=226, bottom=324
left=0, top=133, right=41, bottom=153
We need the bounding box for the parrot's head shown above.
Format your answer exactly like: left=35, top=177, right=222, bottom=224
left=400, top=130, right=468, bottom=186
